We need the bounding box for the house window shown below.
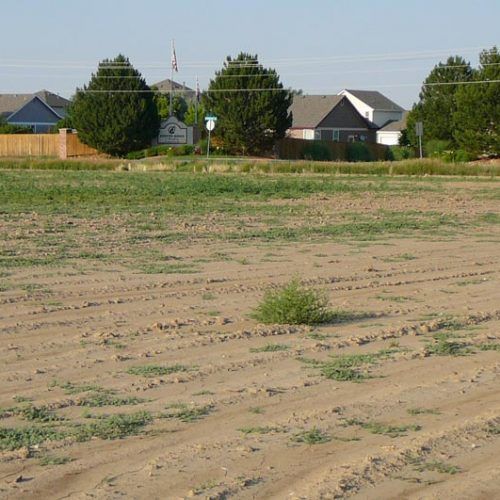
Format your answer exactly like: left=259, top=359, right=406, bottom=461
left=333, top=130, right=340, bottom=142
left=320, top=129, right=333, bottom=141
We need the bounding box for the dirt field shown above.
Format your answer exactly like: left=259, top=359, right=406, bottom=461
left=0, top=171, right=499, bottom=499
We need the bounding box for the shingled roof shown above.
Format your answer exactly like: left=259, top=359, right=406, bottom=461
left=378, top=111, right=409, bottom=132
left=289, top=95, right=345, bottom=128
left=151, top=79, right=195, bottom=99
left=33, top=90, right=70, bottom=111
left=343, top=89, right=405, bottom=112
left=0, top=94, right=32, bottom=116
left=0, top=90, right=70, bottom=117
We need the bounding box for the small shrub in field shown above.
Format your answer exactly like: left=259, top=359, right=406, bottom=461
left=292, top=427, right=331, bottom=445
left=252, top=278, right=332, bottom=325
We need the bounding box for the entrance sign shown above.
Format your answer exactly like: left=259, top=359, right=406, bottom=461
left=158, top=116, right=190, bottom=145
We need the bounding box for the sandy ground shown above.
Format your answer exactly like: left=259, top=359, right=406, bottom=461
left=0, top=177, right=499, bottom=499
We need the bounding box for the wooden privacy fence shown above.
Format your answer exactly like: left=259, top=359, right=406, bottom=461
left=0, top=129, right=98, bottom=158
left=62, top=131, right=99, bottom=158
left=0, top=134, right=59, bottom=157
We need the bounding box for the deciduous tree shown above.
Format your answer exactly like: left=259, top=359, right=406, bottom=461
left=153, top=92, right=188, bottom=121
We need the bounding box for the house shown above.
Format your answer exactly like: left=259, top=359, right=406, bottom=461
left=288, top=95, right=378, bottom=143
left=338, top=89, right=406, bottom=145
left=151, top=79, right=196, bottom=101
left=0, top=90, right=70, bottom=133
left=376, top=111, right=408, bottom=146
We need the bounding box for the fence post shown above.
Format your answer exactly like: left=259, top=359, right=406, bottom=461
left=59, top=128, right=70, bottom=159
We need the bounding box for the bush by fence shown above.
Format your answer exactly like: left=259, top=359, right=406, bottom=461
left=126, top=144, right=195, bottom=160
left=277, top=138, right=389, bottom=162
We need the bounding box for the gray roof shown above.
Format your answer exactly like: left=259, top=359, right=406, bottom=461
left=151, top=79, right=195, bottom=98
left=0, top=94, right=33, bottom=115
left=343, top=89, right=405, bottom=112
left=290, top=95, right=344, bottom=128
left=0, top=90, right=70, bottom=116
left=34, top=90, right=70, bottom=110
left=378, top=111, right=409, bottom=132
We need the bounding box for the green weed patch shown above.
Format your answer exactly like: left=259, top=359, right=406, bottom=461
left=344, top=418, right=421, bottom=438
left=126, top=364, right=191, bottom=377
left=291, top=427, right=331, bottom=445
left=301, top=348, right=398, bottom=382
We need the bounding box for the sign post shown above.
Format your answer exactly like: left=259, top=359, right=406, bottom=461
left=415, top=122, right=424, bottom=159
left=205, top=115, right=217, bottom=160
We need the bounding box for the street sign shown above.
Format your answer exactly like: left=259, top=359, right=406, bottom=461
left=204, top=115, right=217, bottom=159
left=415, top=122, right=423, bottom=137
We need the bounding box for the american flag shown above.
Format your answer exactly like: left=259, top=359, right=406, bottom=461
left=171, top=42, right=178, bottom=72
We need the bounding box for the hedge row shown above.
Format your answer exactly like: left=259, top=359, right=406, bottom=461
left=277, top=138, right=390, bottom=162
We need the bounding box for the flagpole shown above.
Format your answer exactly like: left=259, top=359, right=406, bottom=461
left=170, top=40, right=174, bottom=117
left=195, top=76, right=199, bottom=125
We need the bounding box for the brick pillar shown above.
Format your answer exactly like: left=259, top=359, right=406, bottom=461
left=59, top=128, right=70, bottom=159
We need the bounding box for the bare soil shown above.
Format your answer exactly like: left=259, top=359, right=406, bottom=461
left=0, top=175, right=499, bottom=499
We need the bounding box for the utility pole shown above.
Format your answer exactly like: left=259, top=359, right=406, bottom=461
left=416, top=121, right=424, bottom=159
left=195, top=76, right=200, bottom=125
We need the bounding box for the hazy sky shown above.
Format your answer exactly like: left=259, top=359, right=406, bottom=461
left=2, top=0, right=498, bottom=108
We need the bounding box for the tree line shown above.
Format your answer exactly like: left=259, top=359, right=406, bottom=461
left=65, top=53, right=292, bottom=157
left=404, top=46, right=499, bottom=159
left=16, top=47, right=498, bottom=159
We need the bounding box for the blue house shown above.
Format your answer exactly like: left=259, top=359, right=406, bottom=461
left=0, top=90, right=70, bottom=133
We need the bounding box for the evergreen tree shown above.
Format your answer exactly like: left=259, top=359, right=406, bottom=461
left=405, top=56, right=473, bottom=147
left=203, top=53, right=292, bottom=155
left=70, top=55, right=159, bottom=156
left=453, top=47, right=500, bottom=157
